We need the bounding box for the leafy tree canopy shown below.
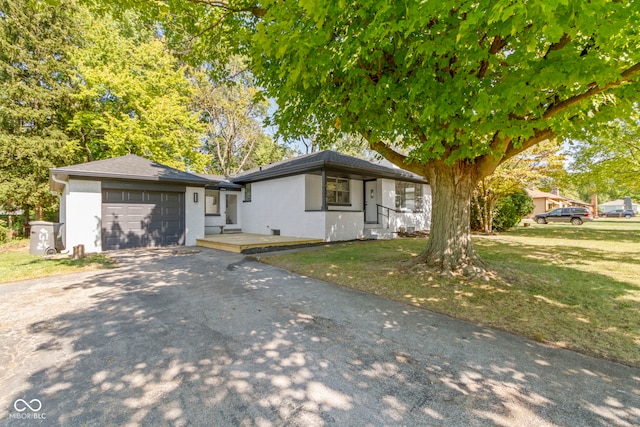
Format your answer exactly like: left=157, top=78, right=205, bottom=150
left=194, top=57, right=278, bottom=176
left=567, top=108, right=640, bottom=201
left=68, top=9, right=208, bottom=171
left=237, top=0, right=640, bottom=172
left=0, top=0, right=80, bottom=219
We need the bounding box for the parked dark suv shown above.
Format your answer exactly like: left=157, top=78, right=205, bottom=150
left=602, top=209, right=636, bottom=219
left=535, top=207, right=594, bottom=225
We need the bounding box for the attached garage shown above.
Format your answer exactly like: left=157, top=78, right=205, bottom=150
left=102, top=189, right=185, bottom=250
left=50, top=155, right=209, bottom=252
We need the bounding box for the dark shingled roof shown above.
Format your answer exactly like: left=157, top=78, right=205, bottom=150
left=192, top=173, right=243, bottom=190
left=232, top=150, right=426, bottom=184
left=50, top=155, right=211, bottom=185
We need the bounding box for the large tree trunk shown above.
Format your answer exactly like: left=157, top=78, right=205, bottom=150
left=418, top=163, right=484, bottom=274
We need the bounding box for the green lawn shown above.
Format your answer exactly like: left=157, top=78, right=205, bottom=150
left=260, top=218, right=640, bottom=368
left=0, top=240, right=115, bottom=283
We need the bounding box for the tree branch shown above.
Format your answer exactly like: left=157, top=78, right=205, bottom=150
left=497, top=63, right=640, bottom=173
left=477, top=35, right=508, bottom=78
left=474, top=132, right=512, bottom=178
left=188, top=0, right=266, bottom=16
left=543, top=33, right=571, bottom=59
left=543, top=62, right=640, bottom=120
left=502, top=128, right=556, bottom=162
left=360, top=133, right=428, bottom=177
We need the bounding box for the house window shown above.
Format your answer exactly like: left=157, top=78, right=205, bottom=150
left=244, top=183, right=252, bottom=202
left=205, top=189, right=220, bottom=215
left=326, top=177, right=350, bottom=205
left=395, top=182, right=422, bottom=212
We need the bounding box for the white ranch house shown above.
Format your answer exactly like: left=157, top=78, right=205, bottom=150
left=50, top=151, right=432, bottom=252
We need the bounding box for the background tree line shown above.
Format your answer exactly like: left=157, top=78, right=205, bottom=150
left=0, top=0, right=290, bottom=238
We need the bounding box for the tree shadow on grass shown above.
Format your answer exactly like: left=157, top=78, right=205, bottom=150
left=0, top=248, right=638, bottom=426
left=505, top=224, right=640, bottom=243
left=474, top=240, right=640, bottom=364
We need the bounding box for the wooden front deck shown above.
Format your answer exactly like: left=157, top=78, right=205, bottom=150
left=196, top=233, right=324, bottom=253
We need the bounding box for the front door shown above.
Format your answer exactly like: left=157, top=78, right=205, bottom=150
left=365, top=181, right=378, bottom=223
left=225, top=193, right=238, bottom=225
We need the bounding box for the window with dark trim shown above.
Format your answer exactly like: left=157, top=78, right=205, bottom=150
left=205, top=189, right=220, bottom=215
left=395, top=182, right=423, bottom=212
left=326, top=177, right=350, bottom=205
left=244, top=183, right=252, bottom=202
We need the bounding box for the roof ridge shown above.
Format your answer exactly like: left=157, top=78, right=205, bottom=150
left=235, top=150, right=324, bottom=176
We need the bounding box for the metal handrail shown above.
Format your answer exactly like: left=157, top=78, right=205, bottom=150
left=376, top=204, right=400, bottom=229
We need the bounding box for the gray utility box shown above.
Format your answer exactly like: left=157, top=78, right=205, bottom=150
left=29, top=221, right=64, bottom=255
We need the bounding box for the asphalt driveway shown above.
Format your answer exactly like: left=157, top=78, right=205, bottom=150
left=1, top=247, right=638, bottom=426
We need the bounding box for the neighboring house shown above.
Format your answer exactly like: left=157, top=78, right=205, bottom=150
left=526, top=188, right=592, bottom=217
left=527, top=189, right=569, bottom=217
left=50, top=151, right=432, bottom=252
left=599, top=199, right=639, bottom=214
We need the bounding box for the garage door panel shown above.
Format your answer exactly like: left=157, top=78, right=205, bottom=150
left=147, top=223, right=163, bottom=233
left=126, top=191, right=145, bottom=202
left=163, top=237, right=181, bottom=246
left=163, top=221, right=181, bottom=233
left=125, top=206, right=148, bottom=217
left=102, top=190, right=185, bottom=250
left=125, top=220, right=145, bottom=231
left=163, top=206, right=182, bottom=216
left=146, top=192, right=163, bottom=203
left=164, top=193, right=183, bottom=203
left=103, top=205, right=125, bottom=218
left=103, top=190, right=125, bottom=203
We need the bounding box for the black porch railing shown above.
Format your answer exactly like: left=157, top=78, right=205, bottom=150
left=376, top=204, right=401, bottom=229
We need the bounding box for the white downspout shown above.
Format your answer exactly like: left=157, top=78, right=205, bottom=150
left=50, top=174, right=68, bottom=251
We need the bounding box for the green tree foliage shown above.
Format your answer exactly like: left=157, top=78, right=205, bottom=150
left=472, top=188, right=533, bottom=232
left=0, top=221, right=9, bottom=243
left=247, top=137, right=295, bottom=169
left=492, top=190, right=534, bottom=232
left=297, top=132, right=375, bottom=160
left=68, top=10, right=207, bottom=171
left=194, top=58, right=286, bottom=175
left=67, top=1, right=640, bottom=272
left=0, top=0, right=80, bottom=223
left=472, top=139, right=566, bottom=233
left=568, top=109, right=640, bottom=202
left=1, top=2, right=223, bottom=234
left=246, top=0, right=640, bottom=273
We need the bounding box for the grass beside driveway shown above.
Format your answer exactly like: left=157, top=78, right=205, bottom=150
left=0, top=239, right=115, bottom=283
left=260, top=219, right=640, bottom=368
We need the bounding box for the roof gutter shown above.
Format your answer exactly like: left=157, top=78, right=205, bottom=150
left=50, top=173, right=68, bottom=197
